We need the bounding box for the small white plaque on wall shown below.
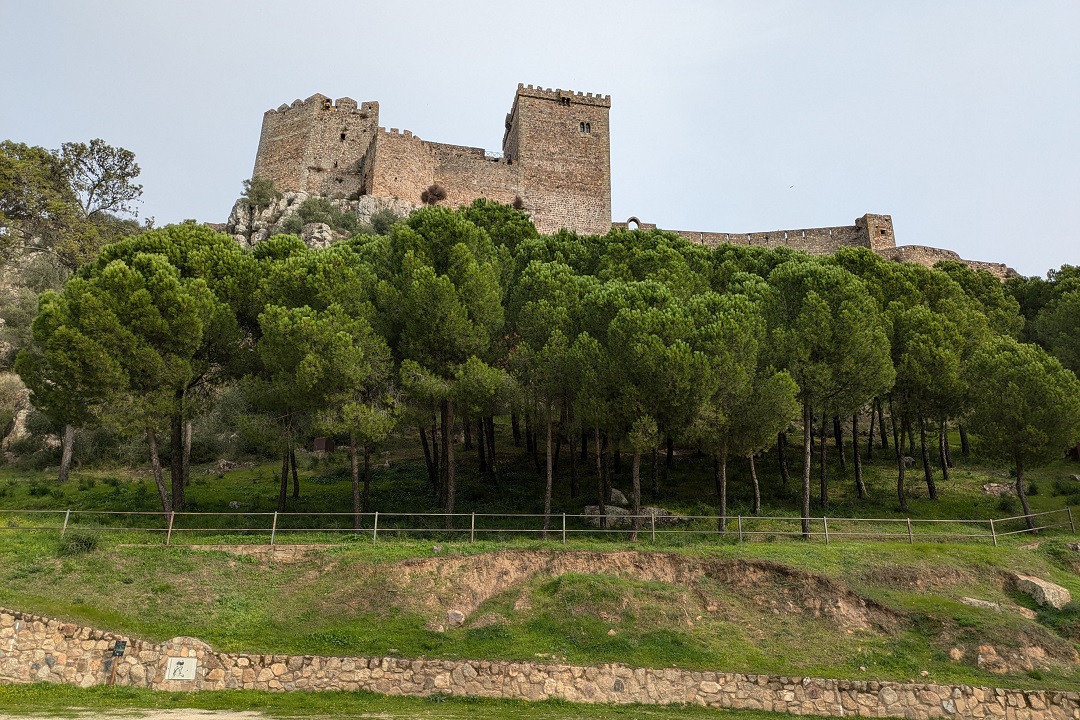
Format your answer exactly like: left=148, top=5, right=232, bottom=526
left=165, top=656, right=198, bottom=681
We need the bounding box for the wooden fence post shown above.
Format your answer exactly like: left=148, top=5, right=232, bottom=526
left=906, top=518, right=913, bottom=545
left=989, top=518, right=997, bottom=547
left=269, top=512, right=277, bottom=546
left=166, top=511, right=175, bottom=546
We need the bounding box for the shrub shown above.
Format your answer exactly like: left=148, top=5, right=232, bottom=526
left=1028, top=482, right=1039, bottom=496
left=242, top=176, right=281, bottom=212
left=276, top=214, right=303, bottom=236
left=57, top=531, right=99, bottom=556
left=370, top=208, right=401, bottom=235
left=420, top=183, right=447, bottom=205
left=27, top=481, right=51, bottom=497
left=295, top=198, right=359, bottom=236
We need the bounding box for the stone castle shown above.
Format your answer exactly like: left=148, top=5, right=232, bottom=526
left=249, top=84, right=1014, bottom=278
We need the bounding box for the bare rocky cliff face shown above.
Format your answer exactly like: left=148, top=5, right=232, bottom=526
left=225, top=193, right=417, bottom=249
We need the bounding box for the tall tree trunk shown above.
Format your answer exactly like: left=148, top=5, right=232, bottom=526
left=476, top=417, right=487, bottom=474
left=290, top=448, right=299, bottom=499
left=890, top=398, right=908, bottom=512
left=485, top=416, right=498, bottom=485
left=525, top=413, right=534, bottom=454
left=169, top=405, right=185, bottom=512
left=920, top=417, right=936, bottom=500
left=602, top=434, right=612, bottom=511
left=419, top=426, right=438, bottom=496
left=553, top=426, right=563, bottom=475
left=511, top=413, right=521, bottom=447
left=801, top=402, right=812, bottom=539
left=778, top=432, right=790, bottom=487
left=853, top=413, right=866, bottom=499
left=906, top=423, right=916, bottom=459
left=594, top=427, right=606, bottom=529
left=543, top=415, right=553, bottom=537
left=941, top=423, right=950, bottom=483
left=714, top=455, right=723, bottom=497
left=438, top=410, right=448, bottom=509
left=441, top=399, right=456, bottom=528
left=630, top=451, right=641, bottom=542
left=866, top=403, right=875, bottom=461
left=58, top=424, right=75, bottom=484
left=277, top=446, right=289, bottom=513
left=614, top=449, right=622, bottom=474
left=750, top=453, right=760, bottom=515
left=1016, top=460, right=1036, bottom=531
left=818, top=413, right=829, bottom=509
left=581, top=429, right=589, bottom=462
left=833, top=416, right=846, bottom=472
left=877, top=399, right=889, bottom=449
left=651, top=445, right=659, bottom=496
left=959, top=423, right=970, bottom=457
left=146, top=428, right=172, bottom=516
left=463, top=418, right=472, bottom=451
left=569, top=425, right=579, bottom=499
left=939, top=420, right=951, bottom=482
left=183, top=420, right=192, bottom=488
left=666, top=434, right=674, bottom=469
left=362, top=444, right=372, bottom=513
left=717, top=448, right=728, bottom=534
left=350, top=432, right=361, bottom=529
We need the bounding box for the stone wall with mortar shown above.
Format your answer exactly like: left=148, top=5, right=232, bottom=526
left=254, top=94, right=380, bottom=201
left=2, top=608, right=1077, bottom=719
left=662, top=213, right=893, bottom=255
left=879, top=245, right=1019, bottom=280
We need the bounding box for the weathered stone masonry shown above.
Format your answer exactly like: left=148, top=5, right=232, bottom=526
left=250, top=84, right=1016, bottom=278
left=3, top=608, right=1077, bottom=719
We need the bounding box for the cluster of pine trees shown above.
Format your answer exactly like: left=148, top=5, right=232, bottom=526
left=14, top=200, right=1080, bottom=537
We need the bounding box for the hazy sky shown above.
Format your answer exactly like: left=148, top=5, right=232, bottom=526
left=2, top=1, right=1077, bottom=277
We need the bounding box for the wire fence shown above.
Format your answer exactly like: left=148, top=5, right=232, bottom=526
left=0, top=506, right=1074, bottom=547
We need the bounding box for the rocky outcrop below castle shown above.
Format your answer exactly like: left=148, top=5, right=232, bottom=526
left=225, top=193, right=417, bottom=249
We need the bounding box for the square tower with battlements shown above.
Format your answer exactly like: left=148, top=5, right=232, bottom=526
left=503, top=85, right=612, bottom=235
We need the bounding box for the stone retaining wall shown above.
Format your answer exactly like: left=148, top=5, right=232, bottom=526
left=1, top=608, right=1077, bottom=719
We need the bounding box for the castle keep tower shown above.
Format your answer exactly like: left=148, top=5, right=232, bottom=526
left=503, top=85, right=612, bottom=235
left=251, top=85, right=612, bottom=236
left=253, top=94, right=380, bottom=200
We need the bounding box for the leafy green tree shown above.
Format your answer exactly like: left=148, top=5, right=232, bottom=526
left=89, top=225, right=255, bottom=502
left=14, top=277, right=127, bottom=483
left=247, top=304, right=376, bottom=511
left=767, top=259, right=894, bottom=537
left=1, top=139, right=142, bottom=272
left=379, top=207, right=503, bottom=523
left=968, top=338, right=1080, bottom=529
left=242, top=176, right=281, bottom=213
left=1035, top=288, right=1080, bottom=376
left=59, top=139, right=142, bottom=219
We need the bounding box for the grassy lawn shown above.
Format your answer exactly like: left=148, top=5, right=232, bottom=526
left=1, top=428, right=1079, bottom=696
left=0, top=684, right=810, bottom=720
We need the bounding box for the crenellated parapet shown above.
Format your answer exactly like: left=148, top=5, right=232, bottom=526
left=515, top=83, right=611, bottom=108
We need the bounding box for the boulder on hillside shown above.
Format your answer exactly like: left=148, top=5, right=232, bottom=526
left=608, top=488, right=628, bottom=506
left=1011, top=573, right=1071, bottom=609
left=583, top=505, right=688, bottom=528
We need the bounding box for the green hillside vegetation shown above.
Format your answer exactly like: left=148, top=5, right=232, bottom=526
left=3, top=150, right=1080, bottom=713
left=0, top=683, right=797, bottom=720
left=2, top=439, right=1080, bottom=693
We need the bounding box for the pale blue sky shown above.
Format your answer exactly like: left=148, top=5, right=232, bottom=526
left=2, top=1, right=1077, bottom=277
